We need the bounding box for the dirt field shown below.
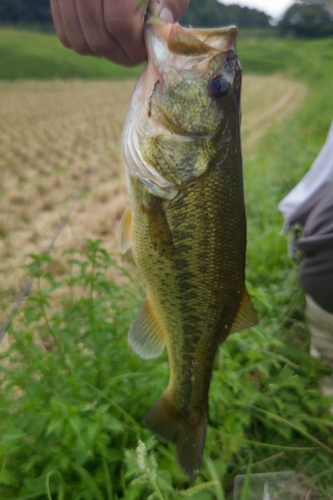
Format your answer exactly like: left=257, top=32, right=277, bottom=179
left=0, top=76, right=307, bottom=326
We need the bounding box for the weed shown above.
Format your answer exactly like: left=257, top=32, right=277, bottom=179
left=0, top=240, right=332, bottom=499
left=0, top=29, right=143, bottom=80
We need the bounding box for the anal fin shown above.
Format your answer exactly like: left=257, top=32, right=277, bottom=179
left=119, top=206, right=132, bottom=254
left=128, top=296, right=166, bottom=359
left=230, top=288, right=259, bottom=334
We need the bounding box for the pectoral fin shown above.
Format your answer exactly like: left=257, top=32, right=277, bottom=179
left=128, top=296, right=166, bottom=359
left=119, top=207, right=132, bottom=254
left=230, top=288, right=259, bottom=334
left=143, top=196, right=174, bottom=260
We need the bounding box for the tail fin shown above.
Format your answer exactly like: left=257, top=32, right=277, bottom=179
left=144, top=393, right=207, bottom=482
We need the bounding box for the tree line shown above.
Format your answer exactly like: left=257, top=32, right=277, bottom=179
left=180, top=0, right=271, bottom=29
left=278, top=2, right=333, bottom=38
left=0, top=0, right=332, bottom=37
left=0, top=0, right=52, bottom=25
left=0, top=0, right=271, bottom=28
left=181, top=0, right=333, bottom=37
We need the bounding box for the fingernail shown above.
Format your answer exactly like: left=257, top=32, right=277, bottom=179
left=159, top=7, right=174, bottom=24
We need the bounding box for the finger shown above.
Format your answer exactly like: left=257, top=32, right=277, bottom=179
left=50, top=0, right=70, bottom=48
left=149, top=0, right=190, bottom=23
left=103, top=0, right=147, bottom=65
left=74, top=0, right=133, bottom=66
left=57, top=0, right=93, bottom=55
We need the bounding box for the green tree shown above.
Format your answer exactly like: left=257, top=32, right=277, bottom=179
left=0, top=0, right=52, bottom=25
left=1, top=0, right=272, bottom=29
left=278, top=2, right=333, bottom=37
left=298, top=0, right=333, bottom=13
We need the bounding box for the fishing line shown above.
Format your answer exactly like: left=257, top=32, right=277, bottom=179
left=0, top=164, right=98, bottom=345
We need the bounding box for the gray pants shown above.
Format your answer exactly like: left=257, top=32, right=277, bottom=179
left=288, top=183, right=333, bottom=393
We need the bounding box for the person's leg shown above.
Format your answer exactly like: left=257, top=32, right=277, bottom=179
left=290, top=183, right=333, bottom=395
left=305, top=294, right=333, bottom=396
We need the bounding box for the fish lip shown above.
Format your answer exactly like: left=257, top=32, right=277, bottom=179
left=157, top=132, right=211, bottom=141
left=145, top=13, right=167, bottom=29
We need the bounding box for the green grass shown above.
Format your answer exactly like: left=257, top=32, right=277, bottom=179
left=1, top=31, right=333, bottom=499
left=243, top=36, right=333, bottom=282
left=0, top=29, right=143, bottom=79
left=1, top=28, right=333, bottom=82
left=1, top=242, right=332, bottom=499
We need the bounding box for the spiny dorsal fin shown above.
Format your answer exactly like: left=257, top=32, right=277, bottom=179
left=119, top=206, right=132, bottom=254
left=128, top=296, right=166, bottom=359
left=230, top=288, right=259, bottom=334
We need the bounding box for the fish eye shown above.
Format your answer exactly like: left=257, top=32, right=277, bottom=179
left=209, top=75, right=229, bottom=99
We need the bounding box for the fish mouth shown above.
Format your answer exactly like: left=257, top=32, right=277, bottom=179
left=145, top=14, right=238, bottom=65
left=144, top=15, right=238, bottom=83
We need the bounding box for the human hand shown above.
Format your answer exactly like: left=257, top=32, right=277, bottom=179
left=50, top=0, right=190, bottom=66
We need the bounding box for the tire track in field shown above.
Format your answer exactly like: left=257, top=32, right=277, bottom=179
left=241, top=75, right=307, bottom=157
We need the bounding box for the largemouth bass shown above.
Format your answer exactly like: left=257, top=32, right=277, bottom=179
left=120, top=15, right=258, bottom=482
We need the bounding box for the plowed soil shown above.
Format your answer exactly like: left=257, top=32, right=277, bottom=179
left=0, top=76, right=307, bottom=326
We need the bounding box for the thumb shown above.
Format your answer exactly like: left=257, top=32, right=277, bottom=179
left=148, top=0, right=190, bottom=24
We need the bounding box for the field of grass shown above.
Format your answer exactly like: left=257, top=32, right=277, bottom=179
left=0, top=29, right=143, bottom=80
left=1, top=28, right=333, bottom=499
left=1, top=27, right=332, bottom=83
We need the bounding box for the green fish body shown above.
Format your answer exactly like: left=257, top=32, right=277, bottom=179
left=120, top=16, right=258, bottom=482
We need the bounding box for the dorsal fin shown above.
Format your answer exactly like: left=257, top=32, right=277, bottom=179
left=230, top=288, right=259, bottom=334
left=128, top=296, right=166, bottom=359
left=119, top=207, right=132, bottom=254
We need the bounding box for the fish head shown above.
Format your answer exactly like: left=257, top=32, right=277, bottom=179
left=144, top=16, right=241, bottom=137
left=123, top=16, right=242, bottom=191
